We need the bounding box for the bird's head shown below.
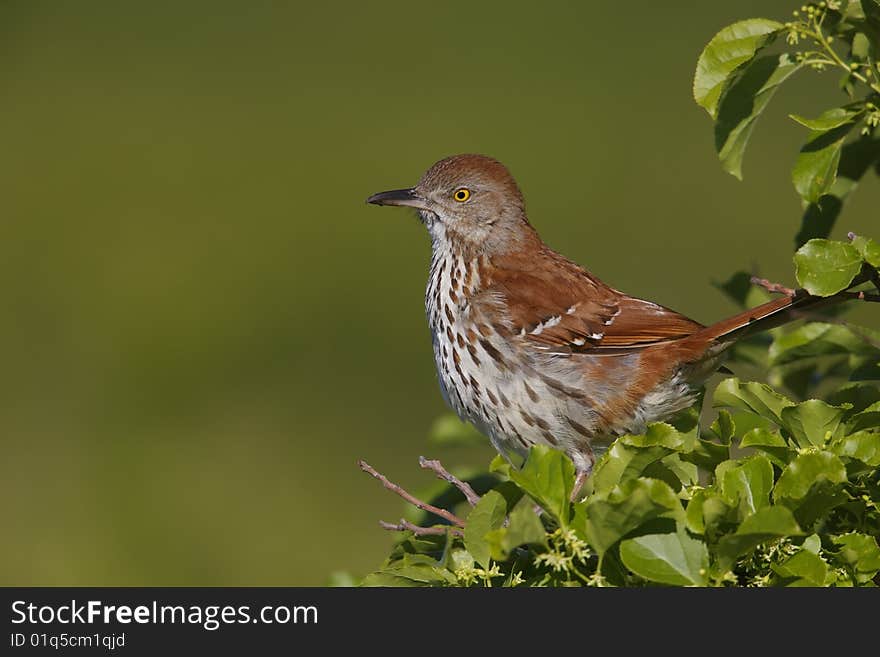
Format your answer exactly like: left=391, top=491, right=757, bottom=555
left=367, top=154, right=536, bottom=256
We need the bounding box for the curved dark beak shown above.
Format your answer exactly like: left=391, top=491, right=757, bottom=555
left=366, top=188, right=428, bottom=209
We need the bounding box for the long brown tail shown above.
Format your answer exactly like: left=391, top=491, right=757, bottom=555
left=695, top=290, right=841, bottom=345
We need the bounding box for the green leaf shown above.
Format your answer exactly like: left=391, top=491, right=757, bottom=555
left=590, top=442, right=673, bottom=494
left=793, top=481, right=850, bottom=530
left=464, top=490, right=508, bottom=569
left=739, top=427, right=791, bottom=468
left=363, top=554, right=457, bottom=587
left=794, top=137, right=880, bottom=248
left=803, top=533, right=821, bottom=554
left=852, top=32, right=872, bottom=61
left=772, top=548, right=829, bottom=586
left=671, top=397, right=704, bottom=440
left=360, top=572, right=427, bottom=587
left=740, top=427, right=787, bottom=448
left=832, top=532, right=880, bottom=583
left=850, top=234, right=880, bottom=268
left=660, top=453, right=699, bottom=489
left=792, top=122, right=857, bottom=204
left=428, top=413, right=486, bottom=447
left=708, top=410, right=736, bottom=444
left=719, top=454, right=774, bottom=518
left=728, top=410, right=775, bottom=434
left=582, top=478, right=683, bottom=556
left=680, top=437, right=731, bottom=472
left=686, top=489, right=734, bottom=537
left=619, top=531, right=709, bottom=586
left=768, top=322, right=874, bottom=366
left=693, top=18, right=784, bottom=118
left=774, top=451, right=848, bottom=502
left=862, top=0, right=880, bottom=26
left=789, top=107, right=863, bottom=131
left=826, top=383, right=880, bottom=413
left=620, top=423, right=686, bottom=449
left=829, top=430, right=880, bottom=466
left=489, top=454, right=512, bottom=479
left=780, top=400, right=850, bottom=449
left=485, top=497, right=548, bottom=561
left=685, top=489, right=709, bottom=535
left=845, top=401, right=880, bottom=433
left=794, top=239, right=863, bottom=296
left=509, top=445, right=574, bottom=526
left=714, top=54, right=801, bottom=179
left=385, top=533, right=447, bottom=561
left=445, top=546, right=474, bottom=572
left=713, top=378, right=795, bottom=425
left=716, top=506, right=803, bottom=570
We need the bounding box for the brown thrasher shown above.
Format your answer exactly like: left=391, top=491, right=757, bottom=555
left=367, top=154, right=862, bottom=498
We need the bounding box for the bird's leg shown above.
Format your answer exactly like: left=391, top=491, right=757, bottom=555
left=570, top=467, right=592, bottom=503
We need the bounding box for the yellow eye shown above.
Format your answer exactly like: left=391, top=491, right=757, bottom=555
left=453, top=188, right=471, bottom=202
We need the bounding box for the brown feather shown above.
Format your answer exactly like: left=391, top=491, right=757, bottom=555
left=599, top=296, right=704, bottom=347
left=692, top=291, right=838, bottom=344
left=483, top=247, right=703, bottom=353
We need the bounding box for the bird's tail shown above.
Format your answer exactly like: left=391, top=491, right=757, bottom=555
left=694, top=271, right=876, bottom=345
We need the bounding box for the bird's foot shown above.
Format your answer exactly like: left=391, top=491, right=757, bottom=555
left=570, top=468, right=592, bottom=503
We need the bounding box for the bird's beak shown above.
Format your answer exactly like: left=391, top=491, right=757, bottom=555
left=365, top=188, right=429, bottom=210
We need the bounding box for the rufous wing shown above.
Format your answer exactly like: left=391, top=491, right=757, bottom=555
left=485, top=250, right=704, bottom=353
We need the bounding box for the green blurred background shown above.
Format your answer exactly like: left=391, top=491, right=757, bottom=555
left=2, top=1, right=877, bottom=585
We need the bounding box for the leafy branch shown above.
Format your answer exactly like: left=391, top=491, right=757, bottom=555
left=349, top=1, right=880, bottom=588
left=785, top=1, right=880, bottom=96
left=693, top=0, right=880, bottom=246
left=361, top=384, right=880, bottom=587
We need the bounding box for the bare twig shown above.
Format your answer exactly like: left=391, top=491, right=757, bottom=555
left=750, top=274, right=878, bottom=303
left=419, top=456, right=481, bottom=507
left=379, top=519, right=462, bottom=537
left=750, top=276, right=796, bottom=297
left=358, top=459, right=466, bottom=527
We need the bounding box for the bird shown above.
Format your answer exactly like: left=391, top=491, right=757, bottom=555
left=366, top=153, right=870, bottom=499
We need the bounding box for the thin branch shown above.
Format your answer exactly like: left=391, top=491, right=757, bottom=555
left=379, top=519, right=462, bottom=537
left=840, top=291, right=880, bottom=303
left=751, top=276, right=796, bottom=297
left=359, top=459, right=466, bottom=527
left=808, top=14, right=880, bottom=94
left=419, top=456, right=482, bottom=507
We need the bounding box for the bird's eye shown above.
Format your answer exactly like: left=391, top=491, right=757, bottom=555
left=453, top=188, right=471, bottom=203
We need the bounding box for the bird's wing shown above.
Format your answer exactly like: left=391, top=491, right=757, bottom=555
left=485, top=251, right=704, bottom=354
